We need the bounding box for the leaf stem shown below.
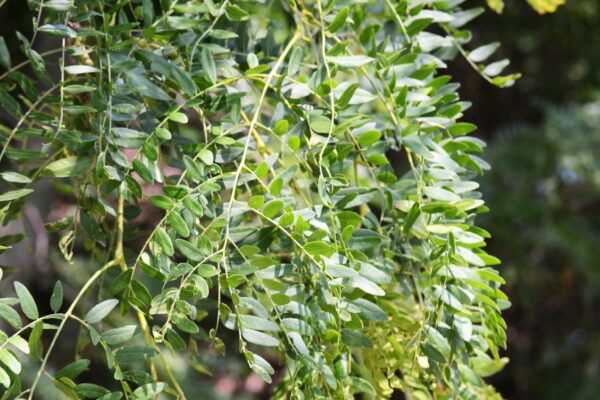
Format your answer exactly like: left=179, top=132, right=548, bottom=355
left=28, top=259, right=119, bottom=399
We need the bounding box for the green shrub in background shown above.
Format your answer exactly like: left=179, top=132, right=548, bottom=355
left=482, top=99, right=600, bottom=400
left=0, top=0, right=519, bottom=398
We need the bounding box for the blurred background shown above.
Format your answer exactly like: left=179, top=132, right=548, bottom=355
left=1, top=0, right=599, bottom=399
left=457, top=1, right=600, bottom=399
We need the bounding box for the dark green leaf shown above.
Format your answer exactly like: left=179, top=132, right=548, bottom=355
left=50, top=281, right=64, bottom=312
left=341, top=329, right=373, bottom=348
left=201, top=48, right=217, bottom=84
left=28, top=321, right=44, bottom=361
left=55, top=359, right=90, bottom=380
left=0, top=36, right=10, bottom=69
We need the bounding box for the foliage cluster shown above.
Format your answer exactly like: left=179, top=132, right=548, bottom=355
left=485, top=0, right=564, bottom=14
left=0, top=0, right=513, bottom=398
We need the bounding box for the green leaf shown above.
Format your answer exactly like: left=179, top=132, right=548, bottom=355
left=356, top=130, right=381, bottom=147
left=0, top=304, right=22, bottom=329
left=84, top=299, right=119, bottom=324
left=38, top=24, right=77, bottom=38
left=526, top=0, right=565, bottom=14
left=133, top=383, right=166, bottom=399
left=224, top=314, right=280, bottom=332
left=55, top=359, right=90, bottom=380
left=269, top=177, right=283, bottom=196
left=26, top=47, right=52, bottom=84
left=448, top=122, right=477, bottom=136
left=328, top=7, right=349, bottom=33
left=486, top=0, right=505, bottom=13
left=273, top=120, right=289, bottom=136
left=341, top=329, right=372, bottom=348
left=45, top=216, right=74, bottom=233
left=201, top=48, right=217, bottom=84
left=469, top=42, right=500, bottom=63
left=102, top=325, right=138, bottom=346
left=248, top=352, right=274, bottom=383
left=46, top=0, right=74, bottom=11
left=304, top=241, right=332, bottom=257
left=132, top=159, right=153, bottom=184
left=483, top=59, right=510, bottom=77
left=255, top=162, right=268, bottom=179
left=50, top=281, right=64, bottom=312
left=115, top=346, right=157, bottom=363
left=281, top=318, right=314, bottom=336
left=242, top=328, right=279, bottom=347
left=63, top=84, right=96, bottom=94
left=1, top=172, right=32, bottom=183
left=155, top=127, right=172, bottom=140
left=288, top=136, right=300, bottom=150
left=43, top=156, right=92, bottom=178
left=0, top=367, right=9, bottom=388
left=287, top=47, right=303, bottom=76
left=423, top=186, right=461, bottom=202
left=149, top=195, right=174, bottom=210
left=154, top=58, right=196, bottom=96
left=74, top=383, right=110, bottom=398
left=168, top=111, right=188, bottom=124
left=0, top=189, right=34, bottom=202
left=198, top=149, right=214, bottom=165
left=173, top=314, right=199, bottom=333
left=155, top=227, right=174, bottom=256
left=8, top=336, right=29, bottom=355
left=210, top=29, right=239, bottom=39
left=142, top=142, right=159, bottom=161
left=350, top=276, right=385, bottom=296
left=424, top=326, right=451, bottom=357
left=14, top=281, right=39, bottom=320
left=0, top=36, right=11, bottom=69
left=175, top=239, right=205, bottom=262
left=351, top=298, right=387, bottom=321
left=351, top=377, right=376, bottom=396
left=109, top=269, right=133, bottom=295
left=64, top=65, right=100, bottom=74
left=262, top=200, right=284, bottom=218
left=0, top=349, right=21, bottom=374
left=309, top=115, right=333, bottom=134
left=337, top=83, right=359, bottom=108
left=248, top=195, right=264, bottom=209
left=112, top=127, right=148, bottom=148
left=0, top=89, right=22, bottom=118
left=28, top=320, right=44, bottom=361
left=142, top=0, right=154, bottom=27
left=225, top=4, right=249, bottom=21
left=168, top=212, right=190, bottom=237
left=327, top=55, right=374, bottom=67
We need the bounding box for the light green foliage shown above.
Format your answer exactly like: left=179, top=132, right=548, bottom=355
left=0, top=0, right=510, bottom=398
left=486, top=0, right=565, bottom=14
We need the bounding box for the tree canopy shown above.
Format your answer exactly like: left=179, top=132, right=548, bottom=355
left=0, top=0, right=521, bottom=398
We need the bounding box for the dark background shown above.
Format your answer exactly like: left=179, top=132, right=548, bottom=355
left=457, top=1, right=600, bottom=399
left=1, top=1, right=600, bottom=398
